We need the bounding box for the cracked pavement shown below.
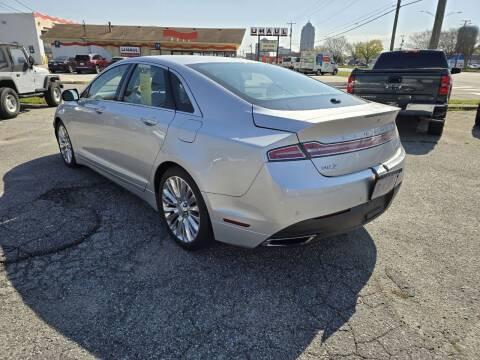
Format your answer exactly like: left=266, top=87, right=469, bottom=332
left=0, top=104, right=479, bottom=359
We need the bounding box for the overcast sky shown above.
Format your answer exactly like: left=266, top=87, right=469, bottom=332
left=2, top=0, right=478, bottom=53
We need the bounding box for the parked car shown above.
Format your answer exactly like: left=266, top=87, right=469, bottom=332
left=74, top=54, right=110, bottom=73
left=0, top=43, right=62, bottom=119
left=48, top=56, right=76, bottom=73
left=347, top=50, right=461, bottom=136
left=55, top=56, right=405, bottom=249
left=110, top=56, right=128, bottom=64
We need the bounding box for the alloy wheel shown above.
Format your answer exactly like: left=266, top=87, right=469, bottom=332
left=162, top=176, right=200, bottom=243
left=57, top=125, right=73, bottom=164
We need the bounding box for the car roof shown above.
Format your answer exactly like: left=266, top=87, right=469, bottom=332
left=121, top=55, right=253, bottom=67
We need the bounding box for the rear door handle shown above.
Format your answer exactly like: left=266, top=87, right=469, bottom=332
left=141, top=117, right=158, bottom=126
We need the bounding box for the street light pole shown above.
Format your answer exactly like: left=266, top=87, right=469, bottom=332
left=428, top=0, right=448, bottom=49
left=390, top=0, right=401, bottom=51
left=287, top=21, right=295, bottom=54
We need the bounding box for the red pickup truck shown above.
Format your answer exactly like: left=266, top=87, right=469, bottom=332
left=74, top=54, right=110, bottom=74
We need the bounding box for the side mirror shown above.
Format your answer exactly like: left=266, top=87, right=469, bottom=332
left=62, top=89, right=79, bottom=102
left=451, top=67, right=461, bottom=74
left=28, top=55, right=35, bottom=66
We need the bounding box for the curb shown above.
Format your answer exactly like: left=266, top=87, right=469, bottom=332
left=448, top=104, right=478, bottom=111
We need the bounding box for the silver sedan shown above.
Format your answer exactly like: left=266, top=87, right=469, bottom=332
left=54, top=56, right=405, bottom=249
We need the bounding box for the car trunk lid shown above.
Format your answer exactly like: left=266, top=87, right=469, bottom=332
left=253, top=102, right=400, bottom=176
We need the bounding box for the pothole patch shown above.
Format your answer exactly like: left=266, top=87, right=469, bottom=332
left=0, top=188, right=99, bottom=263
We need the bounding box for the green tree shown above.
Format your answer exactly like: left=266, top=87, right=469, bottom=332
left=456, top=25, right=479, bottom=66
left=356, top=40, right=383, bottom=64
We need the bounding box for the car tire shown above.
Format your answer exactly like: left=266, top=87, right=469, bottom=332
left=76, top=70, right=82, bottom=74
left=158, top=167, right=213, bottom=250
left=50, top=69, right=56, bottom=73
left=316, top=70, right=321, bottom=75
left=95, top=65, right=100, bottom=74
left=55, top=121, right=77, bottom=167
left=68, top=65, right=74, bottom=73
left=0, top=87, right=20, bottom=120
left=427, top=120, right=444, bottom=136
left=333, top=69, right=338, bottom=75
left=45, top=82, right=62, bottom=107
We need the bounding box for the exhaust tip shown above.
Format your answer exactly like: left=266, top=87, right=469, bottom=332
left=263, top=235, right=317, bottom=247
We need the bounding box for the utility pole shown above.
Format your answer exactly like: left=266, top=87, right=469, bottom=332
left=287, top=21, right=296, bottom=54
left=428, top=0, right=448, bottom=49
left=390, top=0, right=401, bottom=51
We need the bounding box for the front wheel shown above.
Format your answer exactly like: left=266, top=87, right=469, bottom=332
left=95, top=65, right=101, bottom=74
left=0, top=87, right=20, bottom=119
left=45, top=82, right=62, bottom=107
left=332, top=69, right=338, bottom=75
left=159, top=167, right=213, bottom=250
left=56, top=121, right=77, bottom=167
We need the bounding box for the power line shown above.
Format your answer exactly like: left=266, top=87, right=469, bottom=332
left=11, top=0, right=34, bottom=12
left=318, top=0, right=423, bottom=42
left=314, top=0, right=359, bottom=28
left=319, top=1, right=397, bottom=38
left=0, top=1, right=23, bottom=12
left=294, top=0, right=331, bottom=23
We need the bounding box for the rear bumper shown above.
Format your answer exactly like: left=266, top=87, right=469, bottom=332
left=205, top=146, right=405, bottom=248
left=399, top=104, right=447, bottom=119
left=265, top=184, right=400, bottom=246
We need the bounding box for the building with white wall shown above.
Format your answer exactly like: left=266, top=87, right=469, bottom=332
left=0, top=12, right=74, bottom=64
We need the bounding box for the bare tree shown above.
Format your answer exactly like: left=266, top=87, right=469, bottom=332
left=323, top=36, right=348, bottom=64
left=346, top=42, right=360, bottom=63
left=456, top=25, right=479, bottom=65
left=407, top=31, right=431, bottom=49
left=439, top=28, right=458, bottom=56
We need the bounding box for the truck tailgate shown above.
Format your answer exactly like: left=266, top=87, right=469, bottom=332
left=352, top=70, right=445, bottom=105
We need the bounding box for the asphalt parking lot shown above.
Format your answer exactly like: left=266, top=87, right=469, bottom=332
left=0, top=105, right=479, bottom=359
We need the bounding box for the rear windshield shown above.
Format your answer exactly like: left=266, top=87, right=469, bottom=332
left=373, top=51, right=449, bottom=69
left=189, top=62, right=363, bottom=110
left=75, top=55, right=90, bottom=61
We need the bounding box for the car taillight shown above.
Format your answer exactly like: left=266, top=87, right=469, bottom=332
left=267, top=145, right=307, bottom=161
left=347, top=74, right=355, bottom=94
left=438, top=74, right=451, bottom=96
left=267, top=128, right=396, bottom=161
left=303, top=129, right=396, bottom=158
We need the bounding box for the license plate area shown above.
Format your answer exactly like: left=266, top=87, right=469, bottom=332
left=370, top=169, right=402, bottom=200
left=406, top=103, right=434, bottom=112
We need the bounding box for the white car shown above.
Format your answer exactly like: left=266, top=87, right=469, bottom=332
left=55, top=56, right=405, bottom=249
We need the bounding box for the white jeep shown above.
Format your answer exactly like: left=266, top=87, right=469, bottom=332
left=0, top=43, right=62, bottom=119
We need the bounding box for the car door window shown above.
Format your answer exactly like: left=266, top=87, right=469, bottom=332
left=122, top=64, right=174, bottom=109
left=86, top=64, right=129, bottom=100
left=9, top=48, right=27, bottom=71
left=170, top=72, right=194, bottom=113
left=0, top=49, right=8, bottom=70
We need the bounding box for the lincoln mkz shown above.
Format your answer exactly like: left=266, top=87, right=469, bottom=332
left=55, top=56, right=405, bottom=249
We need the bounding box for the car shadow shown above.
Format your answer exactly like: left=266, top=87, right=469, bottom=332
left=19, top=103, right=50, bottom=114
left=472, top=125, right=480, bottom=139
left=396, top=116, right=439, bottom=155
left=1, top=155, right=377, bottom=358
